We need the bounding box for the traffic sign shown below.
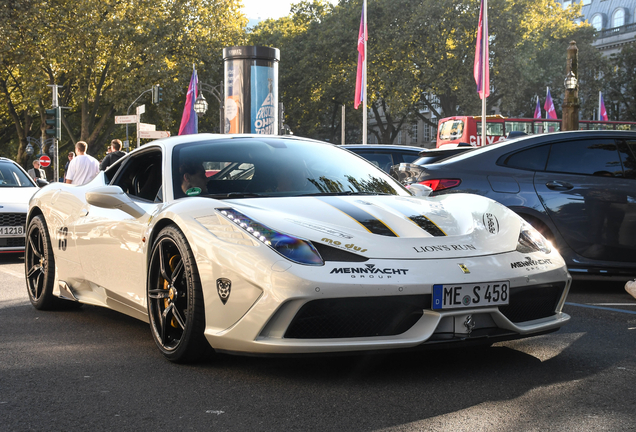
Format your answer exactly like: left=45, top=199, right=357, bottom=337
left=39, top=155, right=51, bottom=167
left=139, top=130, right=170, bottom=139
left=136, top=105, right=145, bottom=115
left=139, top=123, right=156, bottom=131
left=115, top=115, right=138, bottom=124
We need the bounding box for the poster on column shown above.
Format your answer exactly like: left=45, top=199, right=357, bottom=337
left=251, top=65, right=277, bottom=134
left=225, top=60, right=243, bottom=133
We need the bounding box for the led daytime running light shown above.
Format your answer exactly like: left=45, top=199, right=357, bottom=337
left=217, top=208, right=324, bottom=265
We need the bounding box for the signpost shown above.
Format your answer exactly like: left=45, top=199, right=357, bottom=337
left=38, top=155, right=51, bottom=168
left=115, top=115, right=138, bottom=124
left=139, top=123, right=156, bottom=131
left=139, top=130, right=171, bottom=139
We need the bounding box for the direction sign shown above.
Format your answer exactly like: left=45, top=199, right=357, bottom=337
left=139, top=130, right=170, bottom=139
left=136, top=105, right=146, bottom=115
left=39, top=155, right=51, bottom=167
left=139, top=123, right=156, bottom=131
left=115, top=115, right=138, bottom=124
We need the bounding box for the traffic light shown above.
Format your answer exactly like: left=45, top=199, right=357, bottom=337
left=152, top=84, right=163, bottom=104
left=45, top=107, right=61, bottom=140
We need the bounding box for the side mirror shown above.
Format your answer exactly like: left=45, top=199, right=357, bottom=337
left=407, top=183, right=433, bottom=197
left=86, top=186, right=147, bottom=218
left=36, top=178, right=49, bottom=188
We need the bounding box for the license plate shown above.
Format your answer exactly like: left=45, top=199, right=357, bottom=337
left=432, top=281, right=510, bottom=310
left=0, top=226, right=24, bottom=237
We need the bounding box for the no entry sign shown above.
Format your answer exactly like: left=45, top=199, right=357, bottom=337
left=39, top=155, right=51, bottom=167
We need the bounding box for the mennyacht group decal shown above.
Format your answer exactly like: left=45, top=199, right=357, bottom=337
left=251, top=65, right=276, bottom=134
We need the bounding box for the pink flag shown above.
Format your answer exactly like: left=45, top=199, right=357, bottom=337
left=473, top=0, right=489, bottom=99
left=354, top=8, right=367, bottom=109
left=534, top=97, right=541, bottom=119
left=599, top=92, right=608, bottom=121
left=544, top=88, right=557, bottom=120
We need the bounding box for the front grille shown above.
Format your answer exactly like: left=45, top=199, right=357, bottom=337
left=0, top=237, right=25, bottom=247
left=284, top=295, right=431, bottom=339
left=499, top=282, right=566, bottom=323
left=0, top=213, right=26, bottom=226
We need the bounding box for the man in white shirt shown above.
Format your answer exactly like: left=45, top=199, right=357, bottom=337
left=65, top=141, right=100, bottom=185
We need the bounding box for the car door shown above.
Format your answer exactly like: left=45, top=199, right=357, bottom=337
left=73, top=147, right=164, bottom=310
left=534, top=138, right=636, bottom=263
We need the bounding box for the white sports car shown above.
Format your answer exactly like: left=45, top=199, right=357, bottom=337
left=25, top=134, right=571, bottom=363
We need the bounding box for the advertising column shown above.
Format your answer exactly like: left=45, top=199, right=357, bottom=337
left=223, top=46, right=280, bottom=134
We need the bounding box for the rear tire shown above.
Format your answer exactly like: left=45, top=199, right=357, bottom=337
left=147, top=225, right=210, bottom=363
left=25, top=215, right=59, bottom=310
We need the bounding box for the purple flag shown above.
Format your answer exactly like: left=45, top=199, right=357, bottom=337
left=178, top=68, right=198, bottom=135
left=534, top=97, right=541, bottom=119
left=599, top=92, right=608, bottom=121
left=473, top=0, right=489, bottom=99
left=544, top=88, right=557, bottom=120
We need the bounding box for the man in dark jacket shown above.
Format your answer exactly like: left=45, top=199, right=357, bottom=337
left=100, top=139, right=126, bottom=170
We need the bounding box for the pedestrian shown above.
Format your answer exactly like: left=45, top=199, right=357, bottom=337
left=100, top=139, right=126, bottom=170
left=28, top=160, right=47, bottom=181
left=63, top=152, right=75, bottom=181
left=65, top=141, right=100, bottom=185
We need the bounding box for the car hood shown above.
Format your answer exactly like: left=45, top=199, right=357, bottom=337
left=1, top=187, right=38, bottom=211
left=207, top=194, right=523, bottom=260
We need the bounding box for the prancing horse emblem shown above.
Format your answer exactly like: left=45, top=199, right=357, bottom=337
left=216, top=278, right=231, bottom=304
left=458, top=263, right=470, bottom=274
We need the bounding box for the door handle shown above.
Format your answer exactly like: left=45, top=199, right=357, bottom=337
left=545, top=180, right=573, bottom=191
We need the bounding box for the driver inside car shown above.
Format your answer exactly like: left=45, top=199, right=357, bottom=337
left=179, top=161, right=209, bottom=196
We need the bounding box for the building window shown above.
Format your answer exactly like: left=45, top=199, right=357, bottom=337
left=423, top=124, right=431, bottom=142
left=562, top=0, right=572, bottom=8
left=592, top=14, right=603, bottom=31
left=613, top=9, right=625, bottom=28
left=581, top=0, right=591, bottom=5
left=397, top=129, right=403, bottom=144
left=411, top=123, right=418, bottom=144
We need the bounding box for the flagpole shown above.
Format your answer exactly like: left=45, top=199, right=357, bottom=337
left=598, top=91, right=602, bottom=121
left=545, top=87, right=549, bottom=119
left=362, top=0, right=368, bottom=144
left=480, top=0, right=487, bottom=147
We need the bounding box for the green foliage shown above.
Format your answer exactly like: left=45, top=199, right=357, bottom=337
left=605, top=44, right=636, bottom=121
left=0, top=0, right=247, bottom=168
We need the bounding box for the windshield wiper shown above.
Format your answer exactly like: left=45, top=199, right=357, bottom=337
left=202, top=192, right=265, bottom=199
left=300, top=191, right=392, bottom=197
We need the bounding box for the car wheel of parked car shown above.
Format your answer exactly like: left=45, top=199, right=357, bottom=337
left=147, top=225, right=210, bottom=363
left=25, top=215, right=59, bottom=310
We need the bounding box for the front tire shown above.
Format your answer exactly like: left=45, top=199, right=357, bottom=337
left=25, top=215, right=58, bottom=310
left=147, top=225, right=210, bottom=363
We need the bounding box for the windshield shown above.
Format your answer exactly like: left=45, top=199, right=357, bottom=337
left=0, top=161, right=35, bottom=187
left=172, top=137, right=410, bottom=199
left=438, top=120, right=464, bottom=141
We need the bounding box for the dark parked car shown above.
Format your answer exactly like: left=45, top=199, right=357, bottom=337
left=389, top=146, right=475, bottom=180
left=342, top=144, right=424, bottom=173
left=393, top=131, right=636, bottom=279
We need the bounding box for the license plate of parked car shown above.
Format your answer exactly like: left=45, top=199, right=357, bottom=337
left=0, top=226, right=24, bottom=237
left=432, top=281, right=510, bottom=310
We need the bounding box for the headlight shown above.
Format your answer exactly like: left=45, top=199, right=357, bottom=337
left=218, top=208, right=324, bottom=266
left=516, top=220, right=552, bottom=254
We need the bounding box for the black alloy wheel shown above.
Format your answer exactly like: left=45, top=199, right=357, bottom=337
left=25, top=215, right=58, bottom=310
left=147, top=225, right=209, bottom=363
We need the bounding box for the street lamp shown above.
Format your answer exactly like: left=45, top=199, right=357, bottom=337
left=194, top=91, right=208, bottom=116
left=561, top=41, right=580, bottom=131
left=197, top=81, right=224, bottom=133
left=564, top=71, right=577, bottom=90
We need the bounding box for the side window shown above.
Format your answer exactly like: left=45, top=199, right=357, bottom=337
left=111, top=149, right=163, bottom=202
left=499, top=145, right=549, bottom=171
left=401, top=153, right=421, bottom=164
left=355, top=152, right=394, bottom=172
left=546, top=140, right=623, bottom=177
left=619, top=140, right=636, bottom=179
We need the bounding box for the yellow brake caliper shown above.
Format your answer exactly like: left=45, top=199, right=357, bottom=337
left=163, top=255, right=181, bottom=328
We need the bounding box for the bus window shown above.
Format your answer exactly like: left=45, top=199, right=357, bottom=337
left=505, top=121, right=534, bottom=135
left=438, top=120, right=464, bottom=140
left=476, top=122, right=504, bottom=136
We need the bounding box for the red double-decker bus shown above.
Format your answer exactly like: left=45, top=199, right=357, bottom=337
left=436, top=115, right=636, bottom=148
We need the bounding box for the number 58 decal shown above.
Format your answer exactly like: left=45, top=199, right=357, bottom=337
left=57, top=227, right=68, bottom=251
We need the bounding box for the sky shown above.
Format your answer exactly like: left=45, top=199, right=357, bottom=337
left=241, top=0, right=338, bottom=21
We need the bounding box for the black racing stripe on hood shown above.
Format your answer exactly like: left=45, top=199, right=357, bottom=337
left=315, top=197, right=398, bottom=237
left=380, top=200, right=447, bottom=237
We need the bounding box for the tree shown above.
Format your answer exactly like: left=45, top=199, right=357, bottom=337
left=606, top=43, right=636, bottom=121
left=0, top=0, right=247, bottom=169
